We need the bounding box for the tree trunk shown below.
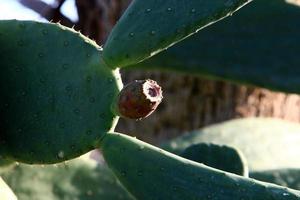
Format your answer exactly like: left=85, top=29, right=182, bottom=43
left=118, top=70, right=300, bottom=144
left=33, top=0, right=300, bottom=144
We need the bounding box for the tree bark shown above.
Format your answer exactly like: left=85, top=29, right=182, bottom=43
left=22, top=0, right=300, bottom=144
left=118, top=70, right=300, bottom=144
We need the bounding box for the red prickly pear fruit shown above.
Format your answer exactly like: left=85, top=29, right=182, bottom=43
left=116, top=79, right=163, bottom=119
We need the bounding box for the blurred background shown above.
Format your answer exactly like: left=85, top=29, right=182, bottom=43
left=1, top=0, right=300, bottom=145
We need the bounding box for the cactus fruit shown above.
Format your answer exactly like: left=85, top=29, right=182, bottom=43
left=103, top=0, right=252, bottom=68
left=115, top=79, right=162, bottom=119
left=0, top=20, right=122, bottom=164
left=162, top=118, right=300, bottom=171
left=180, top=143, right=248, bottom=176
left=128, top=0, right=300, bottom=94
left=101, top=132, right=300, bottom=200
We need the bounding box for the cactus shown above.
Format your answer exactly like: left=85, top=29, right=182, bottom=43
left=0, top=20, right=122, bottom=164
left=127, top=0, right=300, bottom=94
left=2, top=0, right=300, bottom=199
left=180, top=143, right=248, bottom=176
left=1, top=158, right=134, bottom=200
left=251, top=169, right=300, bottom=190
left=103, top=0, right=251, bottom=68
left=0, top=0, right=250, bottom=164
left=101, top=132, right=300, bottom=200
left=162, top=118, right=300, bottom=171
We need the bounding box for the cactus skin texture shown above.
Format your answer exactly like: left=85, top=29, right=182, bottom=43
left=1, top=158, right=134, bottom=200
left=0, top=20, right=122, bottom=164
left=128, top=0, right=300, bottom=94
left=115, top=79, right=162, bottom=119
left=180, top=143, right=248, bottom=176
left=101, top=132, right=300, bottom=200
left=162, top=118, right=300, bottom=171
left=103, top=0, right=252, bottom=68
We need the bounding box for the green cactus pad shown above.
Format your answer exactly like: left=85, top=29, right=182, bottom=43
left=1, top=158, right=134, bottom=200
left=251, top=169, right=300, bottom=190
left=103, top=0, right=251, bottom=68
left=180, top=143, right=248, bottom=176
left=101, top=132, right=300, bottom=200
left=128, top=0, right=300, bottom=94
left=0, top=20, right=122, bottom=164
left=162, top=118, right=300, bottom=171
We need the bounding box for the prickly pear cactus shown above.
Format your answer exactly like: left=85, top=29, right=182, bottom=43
left=251, top=169, right=300, bottom=190
left=162, top=118, right=300, bottom=171
left=103, top=0, right=252, bottom=68
left=0, top=20, right=122, bottom=164
left=3, top=1, right=300, bottom=199
left=100, top=132, right=300, bottom=200
left=0, top=0, right=251, bottom=165
left=1, top=158, right=134, bottom=200
left=180, top=143, right=248, bottom=176
left=128, top=0, right=300, bottom=94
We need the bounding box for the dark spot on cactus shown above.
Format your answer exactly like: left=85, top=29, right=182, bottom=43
left=150, top=30, right=156, bottom=36
left=73, top=108, right=80, bottom=114
left=19, top=23, right=25, bottom=29
left=15, top=66, right=21, bottom=72
left=62, top=63, right=69, bottom=70
left=121, top=171, right=127, bottom=176
left=85, top=130, right=92, bottom=135
left=86, top=76, right=92, bottom=82
left=172, top=186, right=178, bottom=191
left=38, top=53, right=44, bottom=58
left=21, top=91, right=27, bottom=96
left=137, top=170, right=143, bottom=176
left=63, top=41, right=69, bottom=46
left=17, top=40, right=24, bottom=46
left=65, top=85, right=72, bottom=92
left=106, top=77, right=113, bottom=84
left=99, top=113, right=104, bottom=119
left=116, top=79, right=163, bottom=120
left=39, top=78, right=46, bottom=83
left=59, top=122, right=65, bottom=129
left=42, top=29, right=48, bottom=35
left=89, top=97, right=95, bottom=103
left=107, top=92, right=114, bottom=98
